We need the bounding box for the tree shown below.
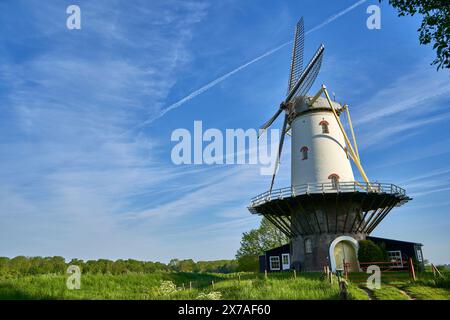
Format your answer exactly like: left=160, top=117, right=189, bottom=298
left=380, top=0, right=449, bottom=69
left=236, top=217, right=289, bottom=271
left=168, top=259, right=181, bottom=272
left=9, top=256, right=30, bottom=275
left=153, top=261, right=169, bottom=272
left=0, top=257, right=10, bottom=274
left=125, top=259, right=144, bottom=273
left=111, top=259, right=128, bottom=275
left=178, top=259, right=196, bottom=272
left=236, top=217, right=289, bottom=259
left=142, top=261, right=157, bottom=274
left=358, top=240, right=388, bottom=263
left=237, top=255, right=259, bottom=272
left=47, top=256, right=66, bottom=274
left=69, top=259, right=85, bottom=273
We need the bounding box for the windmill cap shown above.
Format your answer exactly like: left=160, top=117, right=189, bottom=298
left=292, top=96, right=343, bottom=115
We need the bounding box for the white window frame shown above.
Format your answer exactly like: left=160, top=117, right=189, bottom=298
left=301, top=147, right=308, bottom=160
left=330, top=176, right=339, bottom=189
left=269, top=256, right=280, bottom=271
left=305, top=238, right=313, bottom=254
left=416, top=248, right=423, bottom=262
left=281, top=253, right=290, bottom=270
left=387, top=250, right=403, bottom=268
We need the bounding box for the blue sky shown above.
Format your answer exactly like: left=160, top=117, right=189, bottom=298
left=0, top=0, right=449, bottom=264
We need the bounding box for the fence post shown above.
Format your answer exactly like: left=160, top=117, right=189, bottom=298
left=339, top=280, right=348, bottom=300
left=343, top=261, right=348, bottom=280
left=431, top=264, right=443, bottom=278
left=182, top=283, right=185, bottom=290
left=325, top=266, right=331, bottom=283
left=408, top=258, right=416, bottom=281
left=238, top=274, right=241, bottom=282
left=293, top=269, right=296, bottom=279
left=189, top=281, right=192, bottom=290
left=211, top=280, right=215, bottom=289
left=264, top=270, right=268, bottom=279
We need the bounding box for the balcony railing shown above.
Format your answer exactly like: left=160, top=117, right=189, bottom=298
left=249, top=181, right=406, bottom=207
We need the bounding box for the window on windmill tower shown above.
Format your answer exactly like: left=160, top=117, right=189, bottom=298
left=300, top=146, right=309, bottom=160
left=328, top=174, right=340, bottom=189
left=319, top=120, right=329, bottom=134
left=305, top=238, right=313, bottom=254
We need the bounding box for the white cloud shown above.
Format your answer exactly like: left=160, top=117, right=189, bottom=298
left=350, top=65, right=450, bottom=149
left=0, top=1, right=210, bottom=260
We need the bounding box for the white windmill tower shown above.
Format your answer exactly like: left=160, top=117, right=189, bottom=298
left=249, top=18, right=410, bottom=272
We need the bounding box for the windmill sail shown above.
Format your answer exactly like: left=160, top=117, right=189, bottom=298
left=286, top=44, right=324, bottom=103
left=287, top=18, right=305, bottom=94
left=294, top=44, right=324, bottom=97
left=260, top=108, right=283, bottom=131
left=269, top=114, right=289, bottom=193
left=258, top=18, right=325, bottom=192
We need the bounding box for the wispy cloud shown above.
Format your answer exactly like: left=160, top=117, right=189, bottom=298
left=0, top=1, right=210, bottom=260
left=372, top=138, right=450, bottom=169
left=132, top=0, right=368, bottom=128
left=352, top=65, right=450, bottom=149
left=402, top=167, right=450, bottom=185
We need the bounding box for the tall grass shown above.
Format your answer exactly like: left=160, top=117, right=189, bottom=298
left=211, top=273, right=340, bottom=300
left=2, top=271, right=448, bottom=300
left=0, top=272, right=220, bottom=300
left=414, top=273, right=450, bottom=289
left=0, top=272, right=345, bottom=300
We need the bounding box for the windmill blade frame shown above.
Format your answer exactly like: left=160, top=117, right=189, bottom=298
left=258, top=107, right=284, bottom=138
left=295, top=47, right=323, bottom=98
left=287, top=18, right=305, bottom=94
left=269, top=114, right=289, bottom=193
left=285, top=44, right=325, bottom=103
left=260, top=108, right=283, bottom=131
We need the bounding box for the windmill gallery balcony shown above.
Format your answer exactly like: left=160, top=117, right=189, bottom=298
left=248, top=181, right=411, bottom=237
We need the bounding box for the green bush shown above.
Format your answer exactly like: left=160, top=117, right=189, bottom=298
left=237, top=255, right=259, bottom=272
left=358, top=240, right=388, bottom=263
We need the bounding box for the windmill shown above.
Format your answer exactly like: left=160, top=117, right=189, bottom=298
left=259, top=18, right=325, bottom=194
left=249, top=17, right=411, bottom=272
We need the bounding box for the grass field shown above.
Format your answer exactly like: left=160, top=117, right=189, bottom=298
left=0, top=271, right=449, bottom=300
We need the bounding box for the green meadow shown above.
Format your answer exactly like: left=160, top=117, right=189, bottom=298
left=1, top=271, right=449, bottom=300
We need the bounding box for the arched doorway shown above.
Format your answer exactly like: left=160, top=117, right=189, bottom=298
left=329, top=236, right=359, bottom=272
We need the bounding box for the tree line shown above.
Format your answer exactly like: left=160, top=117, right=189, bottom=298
left=0, top=256, right=238, bottom=276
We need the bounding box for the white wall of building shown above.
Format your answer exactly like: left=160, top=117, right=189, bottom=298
left=291, top=100, right=355, bottom=187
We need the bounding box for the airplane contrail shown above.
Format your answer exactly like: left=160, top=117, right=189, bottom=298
left=134, top=0, right=367, bottom=130
left=305, top=0, right=368, bottom=35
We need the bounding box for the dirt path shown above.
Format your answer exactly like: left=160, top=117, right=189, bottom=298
left=397, top=287, right=416, bottom=300
left=361, top=287, right=377, bottom=300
